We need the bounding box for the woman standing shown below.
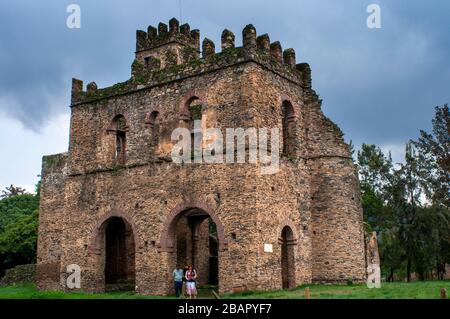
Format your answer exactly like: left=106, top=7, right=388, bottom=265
left=185, top=264, right=198, bottom=299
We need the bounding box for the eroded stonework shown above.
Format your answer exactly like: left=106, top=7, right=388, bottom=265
left=37, top=18, right=367, bottom=295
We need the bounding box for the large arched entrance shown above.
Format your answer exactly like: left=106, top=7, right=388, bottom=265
left=174, top=209, right=219, bottom=287
left=102, top=217, right=136, bottom=291
left=281, top=226, right=295, bottom=289
left=161, top=205, right=226, bottom=292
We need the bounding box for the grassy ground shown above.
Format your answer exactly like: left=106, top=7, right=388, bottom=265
left=0, top=281, right=448, bottom=299
left=0, top=283, right=158, bottom=299
left=225, top=281, right=450, bottom=299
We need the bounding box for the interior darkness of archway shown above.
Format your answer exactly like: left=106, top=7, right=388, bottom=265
left=105, top=217, right=135, bottom=291
left=281, top=226, right=295, bottom=289
left=175, top=209, right=219, bottom=287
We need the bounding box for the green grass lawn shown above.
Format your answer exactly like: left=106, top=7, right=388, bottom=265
left=0, top=283, right=164, bottom=299
left=225, top=281, right=450, bottom=299
left=0, top=281, right=448, bottom=299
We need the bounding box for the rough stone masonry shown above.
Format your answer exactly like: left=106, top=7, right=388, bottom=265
left=37, top=18, right=367, bottom=295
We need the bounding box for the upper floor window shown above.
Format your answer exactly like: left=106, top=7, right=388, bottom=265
left=282, top=101, right=295, bottom=156
left=148, top=110, right=160, bottom=146
left=112, top=115, right=127, bottom=164
left=187, top=97, right=202, bottom=130
left=187, top=97, right=203, bottom=158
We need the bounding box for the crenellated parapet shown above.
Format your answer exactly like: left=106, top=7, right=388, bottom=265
left=221, top=29, right=235, bottom=50
left=135, top=18, right=200, bottom=70
left=136, top=18, right=200, bottom=53
left=71, top=19, right=313, bottom=106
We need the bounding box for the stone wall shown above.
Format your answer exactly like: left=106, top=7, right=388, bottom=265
left=0, top=264, right=36, bottom=286
left=36, top=153, right=67, bottom=291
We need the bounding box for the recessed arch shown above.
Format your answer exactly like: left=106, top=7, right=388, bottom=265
left=179, top=91, right=208, bottom=122
left=88, top=209, right=140, bottom=291
left=107, top=114, right=130, bottom=132
left=278, top=219, right=298, bottom=290
left=89, top=209, right=142, bottom=255
left=107, top=114, right=129, bottom=165
left=178, top=92, right=208, bottom=160
left=281, top=99, right=296, bottom=157
left=277, top=219, right=299, bottom=243
left=280, top=225, right=296, bottom=289
left=148, top=110, right=159, bottom=125
left=145, top=105, right=160, bottom=126
left=159, top=201, right=227, bottom=252
left=159, top=201, right=227, bottom=290
left=145, top=109, right=160, bottom=147
left=279, top=94, right=298, bottom=115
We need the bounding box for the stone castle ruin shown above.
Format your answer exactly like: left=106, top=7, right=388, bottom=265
left=37, top=18, right=367, bottom=295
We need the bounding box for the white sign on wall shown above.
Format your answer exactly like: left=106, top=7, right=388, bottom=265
left=264, top=243, right=273, bottom=253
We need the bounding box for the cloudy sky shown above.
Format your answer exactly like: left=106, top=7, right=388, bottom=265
left=0, top=0, right=449, bottom=193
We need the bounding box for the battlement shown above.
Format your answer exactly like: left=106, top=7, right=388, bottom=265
left=136, top=18, right=200, bottom=53
left=71, top=19, right=313, bottom=105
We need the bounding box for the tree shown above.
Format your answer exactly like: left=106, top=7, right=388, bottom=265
left=0, top=193, right=39, bottom=276
left=379, top=225, right=405, bottom=282
left=357, top=144, right=394, bottom=232
left=357, top=144, right=405, bottom=280
left=0, top=211, right=38, bottom=266
left=387, top=142, right=450, bottom=281
left=348, top=140, right=356, bottom=159
left=357, top=140, right=449, bottom=282
left=412, top=104, right=450, bottom=208
left=0, top=185, right=27, bottom=199
left=357, top=144, right=392, bottom=193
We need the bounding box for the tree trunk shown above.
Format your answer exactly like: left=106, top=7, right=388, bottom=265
left=388, top=268, right=394, bottom=282
left=406, top=259, right=412, bottom=282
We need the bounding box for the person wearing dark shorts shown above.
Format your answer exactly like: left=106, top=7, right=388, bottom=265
left=173, top=265, right=184, bottom=297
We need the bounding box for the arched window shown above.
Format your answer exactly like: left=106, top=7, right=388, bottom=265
left=188, top=98, right=203, bottom=159
left=111, top=115, right=127, bottom=165
left=179, top=96, right=204, bottom=159
left=281, top=101, right=295, bottom=156
left=179, top=94, right=204, bottom=129
left=186, top=97, right=202, bottom=129
left=148, top=111, right=160, bottom=146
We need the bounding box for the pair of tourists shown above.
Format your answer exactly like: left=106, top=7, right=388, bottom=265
left=172, top=264, right=197, bottom=298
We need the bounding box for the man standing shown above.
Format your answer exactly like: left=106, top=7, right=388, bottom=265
left=173, top=265, right=184, bottom=297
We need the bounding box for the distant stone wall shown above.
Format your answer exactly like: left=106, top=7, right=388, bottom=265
left=0, top=264, right=36, bottom=286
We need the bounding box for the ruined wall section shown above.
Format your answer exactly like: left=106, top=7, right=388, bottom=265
left=36, top=153, right=68, bottom=290
left=304, top=87, right=366, bottom=283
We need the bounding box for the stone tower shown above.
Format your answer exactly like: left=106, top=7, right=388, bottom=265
left=37, top=18, right=367, bottom=295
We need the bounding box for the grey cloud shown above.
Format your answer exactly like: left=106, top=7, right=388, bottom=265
left=0, top=0, right=448, bottom=147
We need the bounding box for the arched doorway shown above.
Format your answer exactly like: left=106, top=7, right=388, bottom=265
left=103, top=217, right=136, bottom=291
left=174, top=209, right=219, bottom=287
left=281, top=226, right=295, bottom=289
left=161, top=205, right=226, bottom=292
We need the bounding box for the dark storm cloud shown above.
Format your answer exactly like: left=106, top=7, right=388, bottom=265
left=0, top=0, right=449, bottom=148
